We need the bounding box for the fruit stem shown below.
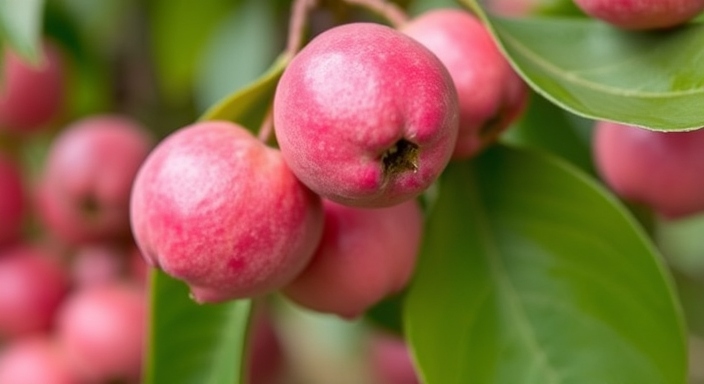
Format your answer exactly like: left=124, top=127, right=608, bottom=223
left=285, top=0, right=319, bottom=58
left=258, top=107, right=274, bottom=144
left=341, top=0, right=409, bottom=27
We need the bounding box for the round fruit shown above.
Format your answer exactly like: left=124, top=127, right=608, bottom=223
left=0, top=245, right=69, bottom=338
left=0, top=336, right=79, bottom=384
left=0, top=152, right=25, bottom=246
left=274, top=22, right=459, bottom=208
left=130, top=120, right=324, bottom=303
left=0, top=41, right=66, bottom=133
left=593, top=121, right=704, bottom=219
left=36, top=114, right=153, bottom=245
left=283, top=199, right=422, bottom=318
left=56, top=283, right=145, bottom=383
left=573, top=0, right=704, bottom=30
left=402, top=9, right=528, bottom=159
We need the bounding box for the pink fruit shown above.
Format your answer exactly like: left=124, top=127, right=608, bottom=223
left=0, top=245, right=69, bottom=338
left=0, top=41, right=66, bottom=133
left=0, top=152, right=25, bottom=246
left=573, top=0, right=704, bottom=30
left=130, top=120, right=324, bottom=303
left=369, top=333, right=419, bottom=384
left=594, top=121, right=704, bottom=219
left=247, top=310, right=285, bottom=384
left=274, top=22, right=459, bottom=208
left=70, top=244, right=127, bottom=287
left=55, top=283, right=145, bottom=383
left=36, top=115, right=153, bottom=245
left=402, top=9, right=528, bottom=159
left=0, top=336, right=80, bottom=384
left=283, top=199, right=422, bottom=318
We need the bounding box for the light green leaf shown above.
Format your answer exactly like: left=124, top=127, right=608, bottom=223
left=0, top=0, right=45, bottom=62
left=145, top=270, right=252, bottom=384
left=404, top=145, right=686, bottom=384
left=462, top=0, right=704, bottom=130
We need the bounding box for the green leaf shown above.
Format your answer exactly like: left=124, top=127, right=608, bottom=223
left=194, top=0, right=280, bottom=114
left=0, top=0, right=45, bottom=62
left=462, top=0, right=704, bottom=130
left=147, top=0, right=237, bottom=104
left=199, top=53, right=289, bottom=129
left=404, top=145, right=687, bottom=384
left=502, top=91, right=595, bottom=176
left=146, top=270, right=252, bottom=384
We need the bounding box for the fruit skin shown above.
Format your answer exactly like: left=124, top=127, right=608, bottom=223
left=593, top=121, right=704, bottom=219
left=282, top=199, right=422, bottom=318
left=0, top=245, right=70, bottom=338
left=401, top=9, right=528, bottom=159
left=0, top=336, right=80, bottom=384
left=274, top=22, right=458, bottom=208
left=36, top=115, right=153, bottom=245
left=573, top=0, right=704, bottom=30
left=55, top=283, right=145, bottom=383
left=0, top=153, right=26, bottom=246
left=130, top=120, right=324, bottom=303
left=369, top=333, right=419, bottom=384
left=0, top=41, right=66, bottom=133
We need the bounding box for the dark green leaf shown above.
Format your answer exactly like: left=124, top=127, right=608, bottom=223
left=145, top=270, right=252, bottom=384
left=502, top=91, right=596, bottom=176
left=0, top=0, right=45, bottom=62
left=404, top=145, right=686, bottom=384
left=463, top=0, right=704, bottom=130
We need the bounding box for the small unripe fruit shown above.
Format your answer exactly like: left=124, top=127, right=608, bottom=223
left=56, top=283, right=146, bottom=383
left=0, top=336, right=79, bottom=384
left=402, top=9, right=528, bottom=159
left=0, top=153, right=26, bottom=246
left=130, top=121, right=324, bottom=303
left=36, top=115, right=153, bottom=245
left=594, top=121, right=704, bottom=219
left=274, top=22, right=459, bottom=208
left=283, top=199, right=422, bottom=318
left=0, top=245, right=69, bottom=338
left=573, top=0, right=704, bottom=30
left=0, top=41, right=66, bottom=133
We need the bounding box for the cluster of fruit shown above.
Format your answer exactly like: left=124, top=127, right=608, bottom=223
left=0, top=41, right=151, bottom=384
left=0, top=41, right=280, bottom=384
left=129, top=7, right=528, bottom=319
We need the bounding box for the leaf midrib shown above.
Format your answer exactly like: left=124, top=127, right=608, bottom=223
left=466, top=168, right=561, bottom=384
